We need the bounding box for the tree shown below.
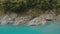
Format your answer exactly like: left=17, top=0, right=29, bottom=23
left=2, top=0, right=58, bottom=15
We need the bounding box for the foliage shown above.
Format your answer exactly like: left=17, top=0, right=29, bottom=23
left=0, top=0, right=60, bottom=15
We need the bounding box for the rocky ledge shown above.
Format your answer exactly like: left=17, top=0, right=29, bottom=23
left=0, top=13, right=60, bottom=26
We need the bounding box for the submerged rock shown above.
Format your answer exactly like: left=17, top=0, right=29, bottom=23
left=27, top=15, right=46, bottom=26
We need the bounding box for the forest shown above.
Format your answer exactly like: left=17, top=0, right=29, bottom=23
left=0, top=0, right=60, bottom=16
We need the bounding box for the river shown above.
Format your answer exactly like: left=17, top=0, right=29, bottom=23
left=0, top=21, right=60, bottom=34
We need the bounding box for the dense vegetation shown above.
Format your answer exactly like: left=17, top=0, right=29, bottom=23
left=0, top=0, right=60, bottom=16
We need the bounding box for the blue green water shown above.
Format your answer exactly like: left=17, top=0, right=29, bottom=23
left=0, top=21, right=60, bottom=34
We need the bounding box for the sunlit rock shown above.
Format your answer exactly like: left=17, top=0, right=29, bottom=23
left=13, top=15, right=33, bottom=25
left=45, top=14, right=56, bottom=21
left=0, top=15, right=12, bottom=25
left=27, top=16, right=46, bottom=26
left=56, top=15, right=60, bottom=21
left=45, top=11, right=56, bottom=21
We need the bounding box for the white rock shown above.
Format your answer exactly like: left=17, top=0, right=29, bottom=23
left=13, top=15, right=33, bottom=25
left=27, top=16, right=46, bottom=26
left=0, top=15, right=12, bottom=25
left=56, top=15, right=60, bottom=21
left=45, top=14, right=55, bottom=20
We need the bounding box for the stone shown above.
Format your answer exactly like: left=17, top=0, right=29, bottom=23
left=27, top=15, right=46, bottom=26
left=13, top=15, right=33, bottom=25
left=0, top=15, right=9, bottom=24
left=56, top=15, right=60, bottom=21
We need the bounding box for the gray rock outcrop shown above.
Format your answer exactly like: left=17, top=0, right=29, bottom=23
left=0, top=15, right=12, bottom=24
left=27, top=15, right=46, bottom=26
left=56, top=15, right=60, bottom=21
left=13, top=15, right=33, bottom=25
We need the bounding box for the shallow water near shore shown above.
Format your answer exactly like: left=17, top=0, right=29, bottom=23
left=0, top=21, right=60, bottom=34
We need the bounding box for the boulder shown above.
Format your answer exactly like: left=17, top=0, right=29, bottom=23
left=56, top=15, right=60, bottom=21
left=45, top=14, right=56, bottom=21
left=0, top=15, right=13, bottom=25
left=13, top=15, right=33, bottom=25
left=27, top=15, right=46, bottom=26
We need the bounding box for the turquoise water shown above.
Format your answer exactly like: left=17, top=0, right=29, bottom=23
left=0, top=21, right=60, bottom=34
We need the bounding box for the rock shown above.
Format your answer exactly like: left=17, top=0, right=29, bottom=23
left=13, top=15, right=33, bottom=25
left=27, top=15, right=46, bottom=26
left=9, top=13, right=17, bottom=19
left=45, top=11, right=56, bottom=21
left=0, top=15, right=13, bottom=25
left=45, top=14, right=56, bottom=21
left=0, top=16, right=1, bottom=18
left=56, top=15, right=60, bottom=21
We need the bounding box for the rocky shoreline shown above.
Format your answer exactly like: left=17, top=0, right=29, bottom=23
left=0, top=13, right=60, bottom=26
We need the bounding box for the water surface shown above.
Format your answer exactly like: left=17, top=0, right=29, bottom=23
left=0, top=21, right=60, bottom=34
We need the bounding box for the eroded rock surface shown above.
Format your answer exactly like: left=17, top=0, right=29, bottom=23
left=56, top=15, right=60, bottom=21
left=0, top=15, right=12, bottom=24
left=27, top=15, right=46, bottom=26
left=13, top=15, right=33, bottom=25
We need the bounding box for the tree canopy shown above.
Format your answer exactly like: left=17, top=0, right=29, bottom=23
left=0, top=0, right=60, bottom=15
